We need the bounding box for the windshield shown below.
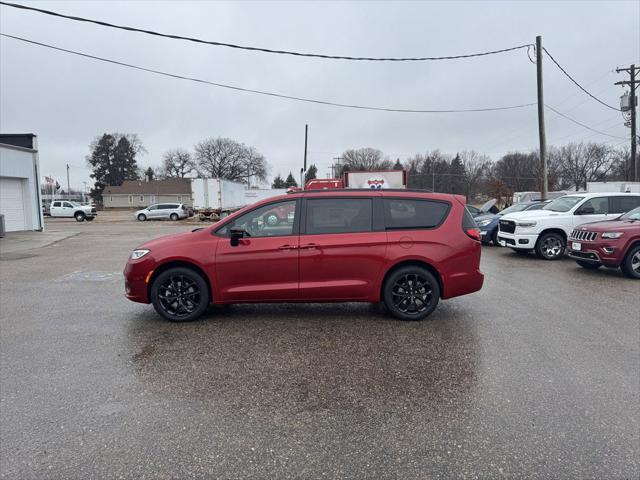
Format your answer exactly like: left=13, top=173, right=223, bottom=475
left=543, top=196, right=584, bottom=212
left=500, top=203, right=533, bottom=215
left=620, top=206, right=640, bottom=221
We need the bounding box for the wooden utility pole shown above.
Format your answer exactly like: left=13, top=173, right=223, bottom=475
left=302, top=124, right=308, bottom=188
left=536, top=35, right=548, bottom=200
left=66, top=163, right=70, bottom=200
left=616, top=64, right=638, bottom=182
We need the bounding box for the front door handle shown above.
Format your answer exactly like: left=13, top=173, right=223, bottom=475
left=278, top=244, right=298, bottom=250
left=299, top=243, right=318, bottom=250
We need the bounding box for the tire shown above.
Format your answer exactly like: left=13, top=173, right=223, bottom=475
left=74, top=212, right=85, bottom=222
left=620, top=244, right=640, bottom=279
left=265, top=213, right=279, bottom=226
left=151, top=267, right=210, bottom=322
left=535, top=232, right=565, bottom=260
left=383, top=266, right=440, bottom=321
left=137, top=214, right=147, bottom=222
left=576, top=260, right=601, bottom=270
left=170, top=213, right=179, bottom=221
left=85, top=216, right=94, bottom=222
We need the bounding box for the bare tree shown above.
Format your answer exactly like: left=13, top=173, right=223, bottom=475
left=459, top=150, right=490, bottom=200
left=558, top=142, right=615, bottom=191
left=339, top=147, right=392, bottom=174
left=194, top=137, right=269, bottom=185
left=162, top=148, right=196, bottom=178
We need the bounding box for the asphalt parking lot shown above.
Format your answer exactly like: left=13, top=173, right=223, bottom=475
left=1, top=216, right=638, bottom=479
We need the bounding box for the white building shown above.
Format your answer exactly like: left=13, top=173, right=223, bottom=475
left=0, top=134, right=44, bottom=232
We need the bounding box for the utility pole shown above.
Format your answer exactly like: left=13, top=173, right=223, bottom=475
left=536, top=35, right=548, bottom=200
left=616, top=64, right=638, bottom=182
left=302, top=124, right=308, bottom=188
left=66, top=163, right=71, bottom=200
left=331, top=157, right=343, bottom=178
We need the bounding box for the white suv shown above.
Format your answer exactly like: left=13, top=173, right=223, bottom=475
left=497, top=193, right=640, bottom=260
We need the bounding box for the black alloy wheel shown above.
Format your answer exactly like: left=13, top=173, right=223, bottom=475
left=151, top=267, right=210, bottom=322
left=383, top=266, right=439, bottom=321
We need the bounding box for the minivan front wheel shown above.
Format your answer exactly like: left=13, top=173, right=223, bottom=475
left=170, top=213, right=179, bottom=221
left=151, top=267, right=210, bottom=322
left=383, top=266, right=440, bottom=321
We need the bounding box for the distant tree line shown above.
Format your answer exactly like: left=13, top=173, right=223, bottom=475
left=87, top=133, right=270, bottom=201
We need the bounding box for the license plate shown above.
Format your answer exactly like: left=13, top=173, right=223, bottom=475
left=572, top=242, right=581, bottom=251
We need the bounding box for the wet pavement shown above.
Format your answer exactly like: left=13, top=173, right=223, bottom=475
left=0, top=220, right=638, bottom=479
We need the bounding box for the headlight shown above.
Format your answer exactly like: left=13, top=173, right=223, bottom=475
left=131, top=249, right=150, bottom=260
left=516, top=220, right=537, bottom=227
left=476, top=219, right=492, bottom=227
left=601, top=232, right=624, bottom=239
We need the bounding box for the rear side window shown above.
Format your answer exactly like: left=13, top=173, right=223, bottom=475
left=383, top=199, right=449, bottom=230
left=581, top=197, right=608, bottom=214
left=306, top=198, right=372, bottom=234
left=609, top=196, right=640, bottom=214
left=52, top=202, right=61, bottom=207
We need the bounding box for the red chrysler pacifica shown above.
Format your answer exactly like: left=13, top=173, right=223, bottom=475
left=124, top=190, right=484, bottom=322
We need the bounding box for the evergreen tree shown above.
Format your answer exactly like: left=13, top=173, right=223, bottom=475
left=449, top=154, right=467, bottom=195
left=304, top=164, right=318, bottom=184
left=145, top=167, right=155, bottom=181
left=284, top=172, right=298, bottom=188
left=87, top=133, right=144, bottom=201
left=393, top=158, right=403, bottom=170
left=272, top=174, right=286, bottom=189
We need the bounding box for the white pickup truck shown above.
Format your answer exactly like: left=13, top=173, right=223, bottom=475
left=50, top=201, right=97, bottom=222
left=497, top=192, right=640, bottom=260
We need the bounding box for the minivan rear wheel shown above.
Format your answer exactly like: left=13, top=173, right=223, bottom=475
left=151, top=267, right=210, bottom=322
left=383, top=266, right=439, bottom=321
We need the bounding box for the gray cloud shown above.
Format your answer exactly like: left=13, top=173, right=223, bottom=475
left=1, top=0, right=638, bottom=190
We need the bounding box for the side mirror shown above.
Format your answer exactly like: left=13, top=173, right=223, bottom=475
left=229, top=226, right=246, bottom=246
left=576, top=206, right=595, bottom=215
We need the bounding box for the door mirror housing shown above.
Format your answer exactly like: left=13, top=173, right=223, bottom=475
left=576, top=206, right=595, bottom=215
left=229, top=226, right=246, bottom=246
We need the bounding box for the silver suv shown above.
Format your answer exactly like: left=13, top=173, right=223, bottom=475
left=135, top=203, right=189, bottom=221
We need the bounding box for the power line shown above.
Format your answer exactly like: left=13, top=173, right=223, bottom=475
left=542, top=47, right=619, bottom=111
left=0, top=1, right=532, bottom=62
left=0, top=33, right=537, bottom=114
left=544, top=104, right=627, bottom=139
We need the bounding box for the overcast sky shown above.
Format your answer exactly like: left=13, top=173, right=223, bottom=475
left=1, top=0, right=638, bottom=190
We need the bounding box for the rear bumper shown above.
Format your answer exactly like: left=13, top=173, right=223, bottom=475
left=442, top=269, right=484, bottom=299
left=497, top=232, right=538, bottom=249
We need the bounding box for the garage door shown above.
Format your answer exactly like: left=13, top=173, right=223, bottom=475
left=0, top=177, right=26, bottom=232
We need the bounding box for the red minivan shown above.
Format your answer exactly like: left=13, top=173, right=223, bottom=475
left=124, top=190, right=484, bottom=322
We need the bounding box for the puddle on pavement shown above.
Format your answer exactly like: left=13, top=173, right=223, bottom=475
left=60, top=270, right=122, bottom=282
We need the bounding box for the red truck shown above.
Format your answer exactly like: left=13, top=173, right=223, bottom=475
left=305, top=170, right=407, bottom=191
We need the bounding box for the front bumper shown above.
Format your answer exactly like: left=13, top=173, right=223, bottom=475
left=567, top=240, right=622, bottom=267
left=123, top=257, right=155, bottom=303
left=496, top=231, right=539, bottom=249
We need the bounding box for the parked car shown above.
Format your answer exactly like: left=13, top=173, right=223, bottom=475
left=124, top=190, right=484, bottom=322
left=50, top=201, right=97, bottom=222
left=568, top=206, right=640, bottom=278
left=42, top=202, right=51, bottom=217
left=135, top=203, right=189, bottom=221
left=466, top=199, right=498, bottom=218
left=497, top=193, right=640, bottom=260
left=475, top=200, right=549, bottom=245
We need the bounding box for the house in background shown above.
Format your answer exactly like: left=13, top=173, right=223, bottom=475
left=103, top=178, right=192, bottom=208
left=0, top=133, right=44, bottom=232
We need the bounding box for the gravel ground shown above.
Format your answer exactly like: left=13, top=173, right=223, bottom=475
left=1, top=219, right=638, bottom=479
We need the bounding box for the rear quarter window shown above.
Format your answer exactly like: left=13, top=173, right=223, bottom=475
left=383, top=198, right=450, bottom=230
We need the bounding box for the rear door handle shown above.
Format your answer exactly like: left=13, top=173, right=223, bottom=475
left=300, top=243, right=318, bottom=250
left=278, top=244, right=298, bottom=250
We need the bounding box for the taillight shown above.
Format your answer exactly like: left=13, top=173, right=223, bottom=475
left=465, top=228, right=481, bottom=242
